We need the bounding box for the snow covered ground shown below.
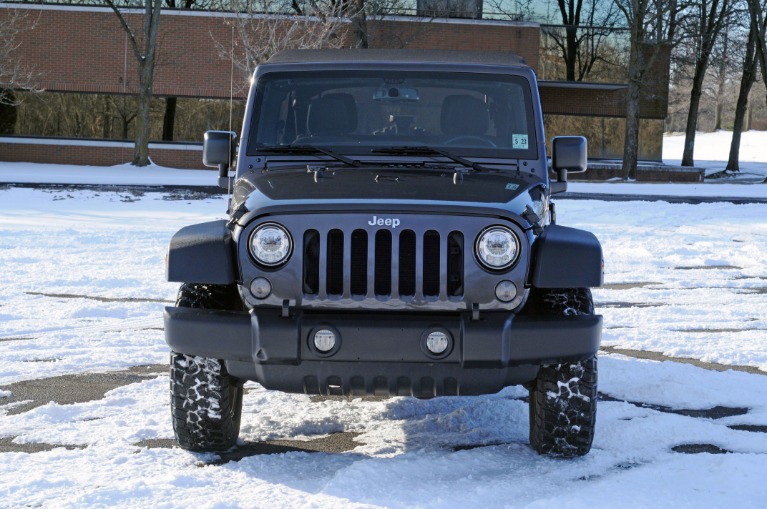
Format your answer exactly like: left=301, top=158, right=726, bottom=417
left=0, top=131, right=766, bottom=507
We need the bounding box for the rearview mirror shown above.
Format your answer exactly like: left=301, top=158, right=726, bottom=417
left=550, top=136, right=587, bottom=194
left=203, top=130, right=237, bottom=189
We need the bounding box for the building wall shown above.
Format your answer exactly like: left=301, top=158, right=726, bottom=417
left=2, top=5, right=539, bottom=99
left=0, top=138, right=204, bottom=169
left=0, top=3, right=668, bottom=165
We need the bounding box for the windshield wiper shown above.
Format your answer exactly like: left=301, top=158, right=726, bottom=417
left=370, top=146, right=492, bottom=172
left=259, top=145, right=360, bottom=167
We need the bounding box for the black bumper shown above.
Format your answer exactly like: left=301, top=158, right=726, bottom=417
left=164, top=307, right=602, bottom=397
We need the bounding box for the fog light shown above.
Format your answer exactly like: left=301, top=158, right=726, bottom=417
left=313, top=329, right=337, bottom=353
left=250, top=277, right=272, bottom=299
left=495, top=280, right=517, bottom=302
left=425, top=330, right=450, bottom=355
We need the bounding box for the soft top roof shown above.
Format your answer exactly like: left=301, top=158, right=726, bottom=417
left=265, top=49, right=528, bottom=68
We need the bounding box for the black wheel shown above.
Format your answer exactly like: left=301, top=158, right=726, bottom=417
left=170, top=353, right=243, bottom=452
left=170, top=283, right=243, bottom=452
left=527, top=288, right=597, bottom=457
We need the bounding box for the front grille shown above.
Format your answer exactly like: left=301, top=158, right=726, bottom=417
left=303, top=228, right=464, bottom=301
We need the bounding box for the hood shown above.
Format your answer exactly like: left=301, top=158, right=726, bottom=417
left=234, top=165, right=546, bottom=214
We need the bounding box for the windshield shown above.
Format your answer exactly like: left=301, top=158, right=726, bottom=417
left=246, top=70, right=538, bottom=159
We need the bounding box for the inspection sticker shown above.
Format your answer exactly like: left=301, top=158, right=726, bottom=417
left=512, top=134, right=528, bottom=150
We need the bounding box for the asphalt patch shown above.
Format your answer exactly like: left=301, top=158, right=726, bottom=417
left=598, top=302, right=666, bottom=309
left=670, top=327, right=767, bottom=333
left=5, top=182, right=224, bottom=198
left=0, top=436, right=86, bottom=454
left=727, top=424, right=767, bottom=433
left=600, top=345, right=765, bottom=376
left=601, top=282, right=663, bottom=290
left=672, top=444, right=731, bottom=454
left=0, top=364, right=167, bottom=416
left=0, top=337, right=34, bottom=343
left=673, top=265, right=742, bottom=270
left=25, top=292, right=172, bottom=304
left=599, top=393, right=749, bottom=419
left=138, top=432, right=362, bottom=465
left=737, top=288, right=767, bottom=295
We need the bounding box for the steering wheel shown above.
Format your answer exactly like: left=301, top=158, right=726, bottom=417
left=444, top=136, right=496, bottom=148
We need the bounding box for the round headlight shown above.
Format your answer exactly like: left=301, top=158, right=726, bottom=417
left=250, top=223, right=292, bottom=267
left=475, top=226, right=519, bottom=270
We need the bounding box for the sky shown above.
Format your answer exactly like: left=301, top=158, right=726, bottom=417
left=0, top=131, right=765, bottom=508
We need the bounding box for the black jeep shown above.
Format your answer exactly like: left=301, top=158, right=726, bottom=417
left=165, top=49, right=603, bottom=457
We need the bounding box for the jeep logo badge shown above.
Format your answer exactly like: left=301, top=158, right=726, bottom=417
left=368, top=215, right=401, bottom=229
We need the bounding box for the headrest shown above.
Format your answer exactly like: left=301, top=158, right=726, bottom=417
left=307, top=93, right=358, bottom=136
left=440, top=95, right=488, bottom=136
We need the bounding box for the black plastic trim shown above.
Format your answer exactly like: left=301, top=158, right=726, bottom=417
left=166, top=220, right=236, bottom=284
left=164, top=306, right=602, bottom=396
left=529, top=224, right=603, bottom=288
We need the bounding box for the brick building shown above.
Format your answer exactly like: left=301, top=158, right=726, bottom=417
left=0, top=3, right=668, bottom=169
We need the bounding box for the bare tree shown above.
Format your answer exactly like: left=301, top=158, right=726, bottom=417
left=726, top=13, right=759, bottom=171
left=679, top=0, right=732, bottom=166
left=105, top=0, right=163, bottom=166
left=547, top=0, right=622, bottom=81
left=1, top=9, right=35, bottom=101
left=615, top=0, right=679, bottom=179
left=217, top=0, right=353, bottom=82
left=1, top=8, right=38, bottom=134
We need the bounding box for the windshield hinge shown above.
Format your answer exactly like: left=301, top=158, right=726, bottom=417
left=523, top=205, right=543, bottom=235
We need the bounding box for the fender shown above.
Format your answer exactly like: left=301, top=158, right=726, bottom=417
left=166, top=220, right=236, bottom=284
left=529, top=224, right=603, bottom=288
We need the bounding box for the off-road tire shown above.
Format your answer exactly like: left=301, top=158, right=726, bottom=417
left=175, top=283, right=242, bottom=311
left=170, top=283, right=244, bottom=452
left=170, top=353, right=243, bottom=451
left=528, top=287, right=598, bottom=457
left=522, top=287, right=594, bottom=316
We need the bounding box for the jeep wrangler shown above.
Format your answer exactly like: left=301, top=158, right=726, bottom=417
left=165, top=49, right=603, bottom=457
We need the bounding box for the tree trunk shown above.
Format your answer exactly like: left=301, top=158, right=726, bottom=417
left=162, top=96, right=176, bottom=141
left=353, top=15, right=368, bottom=48
left=621, top=26, right=645, bottom=181
left=681, top=0, right=730, bottom=167
left=565, top=24, right=578, bottom=81
left=681, top=60, right=707, bottom=167
left=622, top=80, right=641, bottom=180
left=714, top=21, right=729, bottom=131
left=131, top=0, right=162, bottom=167
left=727, top=25, right=758, bottom=172
left=134, top=62, right=153, bottom=166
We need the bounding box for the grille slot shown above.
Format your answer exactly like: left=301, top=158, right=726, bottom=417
left=303, top=230, right=320, bottom=295
left=375, top=230, right=392, bottom=296
left=326, top=229, right=344, bottom=296
left=304, top=227, right=466, bottom=301
left=350, top=229, right=367, bottom=296
left=399, top=230, right=416, bottom=297
left=423, top=230, right=440, bottom=297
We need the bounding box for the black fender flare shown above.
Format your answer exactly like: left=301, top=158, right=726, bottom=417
left=529, top=224, right=603, bottom=288
left=166, top=220, right=236, bottom=284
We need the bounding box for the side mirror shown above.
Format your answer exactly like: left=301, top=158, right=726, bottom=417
left=203, top=130, right=237, bottom=189
left=550, top=136, right=587, bottom=194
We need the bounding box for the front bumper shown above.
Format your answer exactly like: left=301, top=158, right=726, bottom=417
left=164, top=307, right=601, bottom=397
